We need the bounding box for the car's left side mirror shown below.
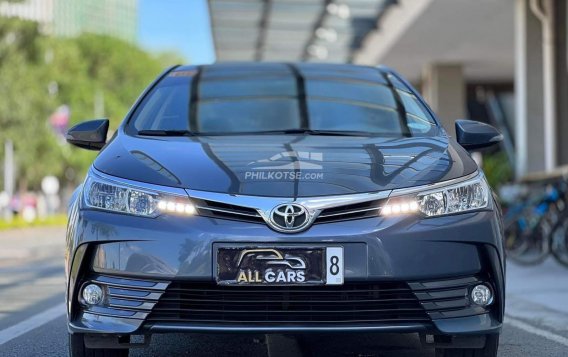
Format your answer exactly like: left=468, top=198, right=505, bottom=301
left=455, top=119, right=503, bottom=151
left=66, top=119, right=109, bottom=150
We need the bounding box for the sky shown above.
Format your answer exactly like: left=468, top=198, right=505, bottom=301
left=138, top=0, right=215, bottom=64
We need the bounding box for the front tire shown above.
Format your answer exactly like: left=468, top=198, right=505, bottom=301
left=435, top=334, right=499, bottom=357
left=68, top=333, right=129, bottom=357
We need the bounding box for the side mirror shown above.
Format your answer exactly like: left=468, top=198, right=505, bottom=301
left=455, top=119, right=503, bottom=150
left=66, top=119, right=109, bottom=150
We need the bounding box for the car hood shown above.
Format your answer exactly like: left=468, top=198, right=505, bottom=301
left=94, top=134, right=477, bottom=197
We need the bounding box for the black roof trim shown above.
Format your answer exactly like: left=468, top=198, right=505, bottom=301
left=188, top=65, right=203, bottom=131
left=286, top=63, right=309, bottom=129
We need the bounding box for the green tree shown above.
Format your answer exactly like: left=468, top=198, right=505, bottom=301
left=0, top=19, right=183, bottom=191
left=0, top=19, right=61, bottom=190
left=42, top=34, right=183, bottom=183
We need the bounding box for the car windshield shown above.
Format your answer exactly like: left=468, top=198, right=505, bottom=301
left=128, top=64, right=439, bottom=137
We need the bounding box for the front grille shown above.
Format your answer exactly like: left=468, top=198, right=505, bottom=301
left=194, top=198, right=386, bottom=226
left=146, top=282, right=430, bottom=325
left=79, top=275, right=489, bottom=328
left=194, top=198, right=265, bottom=224
left=316, top=199, right=385, bottom=224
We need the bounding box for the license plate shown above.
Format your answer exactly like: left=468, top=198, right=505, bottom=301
left=216, top=247, right=344, bottom=285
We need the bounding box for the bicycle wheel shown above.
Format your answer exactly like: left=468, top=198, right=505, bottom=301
left=505, top=221, right=528, bottom=256
left=551, top=221, right=568, bottom=268
left=507, top=220, right=550, bottom=265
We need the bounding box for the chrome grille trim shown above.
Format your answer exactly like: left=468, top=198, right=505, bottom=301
left=186, top=189, right=391, bottom=213
left=195, top=204, right=262, bottom=218
left=187, top=189, right=392, bottom=227
left=108, top=300, right=156, bottom=311
left=96, top=280, right=169, bottom=291
left=107, top=288, right=163, bottom=301
left=80, top=275, right=170, bottom=320
left=192, top=197, right=265, bottom=224
left=318, top=205, right=382, bottom=219
left=408, top=275, right=491, bottom=319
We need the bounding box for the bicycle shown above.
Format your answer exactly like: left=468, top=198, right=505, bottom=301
left=503, top=183, right=558, bottom=265
left=501, top=163, right=568, bottom=267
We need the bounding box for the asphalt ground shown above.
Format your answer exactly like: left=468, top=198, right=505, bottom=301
left=0, top=227, right=567, bottom=356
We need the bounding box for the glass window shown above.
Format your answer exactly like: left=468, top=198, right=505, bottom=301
left=397, top=90, right=437, bottom=135
left=405, top=115, right=436, bottom=134
left=200, top=77, right=296, bottom=99
left=131, top=77, right=190, bottom=131
left=398, top=90, right=434, bottom=122
left=201, top=63, right=291, bottom=79
left=306, top=79, right=408, bottom=135
left=129, top=72, right=439, bottom=137
left=299, top=63, right=388, bottom=84
left=387, top=73, right=411, bottom=92
left=306, top=80, right=396, bottom=107
left=197, top=98, right=300, bottom=133
left=308, top=99, right=401, bottom=134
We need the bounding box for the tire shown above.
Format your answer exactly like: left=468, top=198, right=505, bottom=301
left=435, top=334, right=499, bottom=357
left=68, top=333, right=129, bottom=357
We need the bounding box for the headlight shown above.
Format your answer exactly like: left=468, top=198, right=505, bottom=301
left=382, top=173, right=489, bottom=217
left=83, top=173, right=196, bottom=217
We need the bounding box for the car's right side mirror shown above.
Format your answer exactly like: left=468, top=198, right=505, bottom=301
left=66, top=119, right=110, bottom=150
left=455, top=119, right=503, bottom=151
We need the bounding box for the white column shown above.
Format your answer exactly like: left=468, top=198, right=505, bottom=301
left=515, top=0, right=546, bottom=177
left=421, top=63, right=465, bottom=137
left=529, top=0, right=556, bottom=171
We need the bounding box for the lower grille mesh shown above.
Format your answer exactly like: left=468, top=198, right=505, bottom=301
left=147, top=282, right=430, bottom=325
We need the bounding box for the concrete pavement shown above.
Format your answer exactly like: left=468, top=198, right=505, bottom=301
left=0, top=227, right=65, bottom=333
left=506, top=258, right=568, bottom=336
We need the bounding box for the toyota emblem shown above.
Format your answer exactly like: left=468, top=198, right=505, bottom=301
left=269, top=203, right=311, bottom=233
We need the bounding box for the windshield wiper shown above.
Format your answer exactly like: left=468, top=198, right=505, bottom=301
left=138, top=129, right=376, bottom=137
left=137, top=129, right=196, bottom=137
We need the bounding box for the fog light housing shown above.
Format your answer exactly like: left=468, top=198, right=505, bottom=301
left=471, top=284, right=493, bottom=306
left=82, top=284, right=104, bottom=305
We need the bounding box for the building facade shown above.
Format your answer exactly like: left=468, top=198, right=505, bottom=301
left=0, top=0, right=55, bottom=32
left=354, top=0, right=568, bottom=178
left=53, top=0, right=137, bottom=43
left=0, top=0, right=137, bottom=43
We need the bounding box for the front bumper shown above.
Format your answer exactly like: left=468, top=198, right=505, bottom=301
left=69, top=274, right=502, bottom=336
left=66, top=207, right=505, bottom=336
